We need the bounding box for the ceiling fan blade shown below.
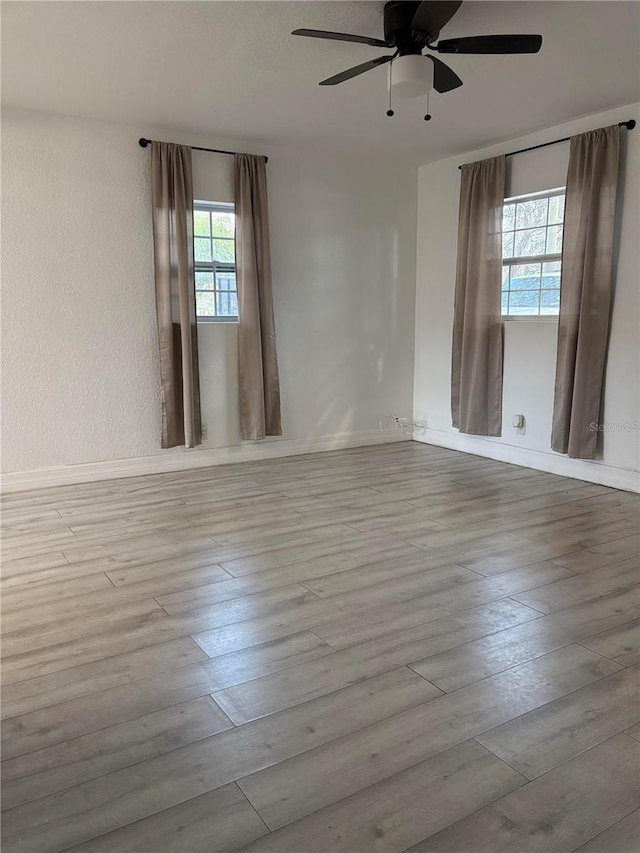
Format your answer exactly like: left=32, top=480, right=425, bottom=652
left=430, top=56, right=463, bottom=93
left=411, top=1, right=463, bottom=40
left=435, top=34, right=542, bottom=54
left=292, top=29, right=389, bottom=48
left=319, top=55, right=394, bottom=86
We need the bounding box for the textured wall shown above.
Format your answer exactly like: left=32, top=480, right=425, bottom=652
left=2, top=110, right=161, bottom=471
left=1, top=109, right=417, bottom=473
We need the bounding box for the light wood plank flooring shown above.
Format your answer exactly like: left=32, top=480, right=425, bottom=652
left=1, top=442, right=639, bottom=853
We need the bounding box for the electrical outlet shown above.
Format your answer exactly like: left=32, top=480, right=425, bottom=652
left=512, top=414, right=526, bottom=435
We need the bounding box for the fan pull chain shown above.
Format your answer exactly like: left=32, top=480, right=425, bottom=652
left=386, top=61, right=394, bottom=117
left=424, top=90, right=432, bottom=122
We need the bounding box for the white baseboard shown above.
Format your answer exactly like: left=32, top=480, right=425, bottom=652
left=6, top=426, right=636, bottom=494
left=415, top=428, right=640, bottom=493
left=0, top=430, right=410, bottom=493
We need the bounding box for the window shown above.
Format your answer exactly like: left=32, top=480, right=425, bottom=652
left=502, top=188, right=565, bottom=318
left=193, top=201, right=237, bottom=321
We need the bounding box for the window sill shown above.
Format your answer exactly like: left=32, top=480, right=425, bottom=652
left=197, top=317, right=239, bottom=324
left=502, top=315, right=558, bottom=323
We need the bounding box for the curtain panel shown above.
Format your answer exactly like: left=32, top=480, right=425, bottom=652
left=451, top=155, right=506, bottom=436
left=234, top=154, right=282, bottom=440
left=551, top=125, right=621, bottom=459
left=150, top=142, right=202, bottom=449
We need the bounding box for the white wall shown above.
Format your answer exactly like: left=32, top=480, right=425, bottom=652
left=1, top=108, right=417, bottom=479
left=413, top=104, right=640, bottom=491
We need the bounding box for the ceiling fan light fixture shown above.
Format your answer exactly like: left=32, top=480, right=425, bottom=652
left=389, top=54, right=434, bottom=98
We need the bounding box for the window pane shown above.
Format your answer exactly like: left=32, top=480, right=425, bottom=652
left=546, top=224, right=563, bottom=254
left=195, top=271, right=214, bottom=290
left=211, top=212, right=235, bottom=239
left=194, top=211, right=211, bottom=237
left=502, top=232, right=514, bottom=259
left=540, top=289, right=560, bottom=313
left=196, top=291, right=216, bottom=316
left=548, top=195, right=565, bottom=224
left=503, top=203, right=515, bottom=231
left=509, top=290, right=540, bottom=314
left=509, top=263, right=541, bottom=291
left=511, top=262, right=541, bottom=277
left=216, top=291, right=238, bottom=317
left=501, top=266, right=510, bottom=292
left=195, top=238, right=212, bottom=262
left=542, top=277, right=561, bottom=290
left=515, top=197, right=548, bottom=229
left=501, top=292, right=509, bottom=314
left=514, top=227, right=546, bottom=257
left=216, top=270, right=237, bottom=292
left=212, top=239, right=235, bottom=263
left=542, top=261, right=561, bottom=290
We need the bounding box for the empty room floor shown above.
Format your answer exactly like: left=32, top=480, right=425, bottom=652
left=1, top=442, right=639, bottom=853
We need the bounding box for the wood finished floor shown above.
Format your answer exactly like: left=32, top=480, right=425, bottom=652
left=1, top=441, right=639, bottom=853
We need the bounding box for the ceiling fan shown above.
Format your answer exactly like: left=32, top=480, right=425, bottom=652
left=292, top=1, right=542, bottom=108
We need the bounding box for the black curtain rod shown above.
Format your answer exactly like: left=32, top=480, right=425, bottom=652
left=457, top=119, right=635, bottom=170
left=138, top=138, right=268, bottom=163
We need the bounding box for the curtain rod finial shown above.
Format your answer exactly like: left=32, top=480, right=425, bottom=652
left=624, top=119, right=636, bottom=130
left=138, top=138, right=150, bottom=148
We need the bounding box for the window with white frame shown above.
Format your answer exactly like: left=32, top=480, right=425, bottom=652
left=502, top=188, right=565, bottom=317
left=193, top=201, right=238, bottom=321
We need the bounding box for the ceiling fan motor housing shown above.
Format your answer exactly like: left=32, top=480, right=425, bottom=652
left=384, top=1, right=428, bottom=52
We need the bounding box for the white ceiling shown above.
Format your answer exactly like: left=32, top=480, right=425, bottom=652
left=2, top=1, right=639, bottom=162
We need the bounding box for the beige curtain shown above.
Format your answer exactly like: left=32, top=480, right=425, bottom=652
left=234, top=154, right=282, bottom=440
left=451, top=155, right=506, bottom=436
left=551, top=125, right=621, bottom=459
left=151, top=142, right=202, bottom=449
